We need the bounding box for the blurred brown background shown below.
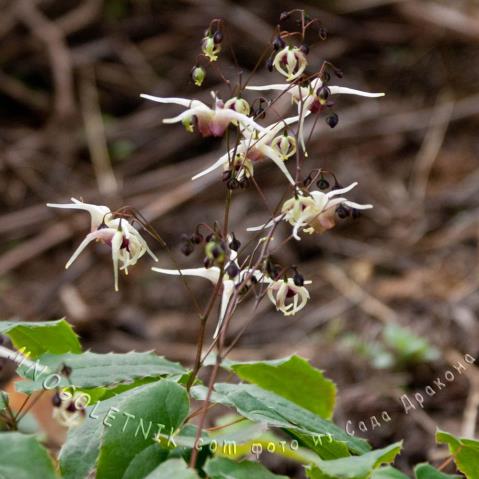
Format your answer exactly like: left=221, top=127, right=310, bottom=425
left=1, top=0, right=479, bottom=475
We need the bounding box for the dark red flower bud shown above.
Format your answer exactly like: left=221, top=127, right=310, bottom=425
left=336, top=205, right=350, bottom=219
left=293, top=271, right=304, bottom=286
left=273, top=36, right=285, bottom=51
left=317, top=86, right=330, bottom=101
left=326, top=113, right=339, bottom=128
left=213, top=30, right=223, bottom=44
left=316, top=178, right=330, bottom=190
left=229, top=234, right=241, bottom=251
left=180, top=240, right=194, bottom=256
left=266, top=57, right=274, bottom=72
left=52, top=392, right=62, bottom=408
left=226, top=262, right=240, bottom=278
left=300, top=43, right=310, bottom=55
left=191, top=232, right=203, bottom=244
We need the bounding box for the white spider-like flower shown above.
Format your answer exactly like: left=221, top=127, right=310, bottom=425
left=273, top=46, right=308, bottom=81
left=47, top=198, right=157, bottom=291
left=191, top=113, right=306, bottom=185
left=246, top=78, right=384, bottom=155
left=248, top=182, right=373, bottom=240
left=52, top=391, right=88, bottom=429
left=152, top=245, right=311, bottom=337
left=267, top=277, right=311, bottom=316
left=140, top=92, right=265, bottom=138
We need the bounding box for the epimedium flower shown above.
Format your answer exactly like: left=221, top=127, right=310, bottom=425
left=140, top=92, right=265, bottom=138
left=248, top=182, right=373, bottom=240
left=246, top=78, right=384, bottom=155
left=191, top=114, right=306, bottom=185
left=52, top=391, right=87, bottom=429
left=267, top=277, right=311, bottom=316
left=47, top=198, right=157, bottom=291
left=152, top=241, right=311, bottom=337
left=152, top=249, right=260, bottom=339
left=272, top=45, right=308, bottom=82
left=201, top=30, right=223, bottom=62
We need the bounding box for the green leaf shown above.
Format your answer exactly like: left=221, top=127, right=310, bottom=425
left=383, top=324, right=439, bottom=364
left=122, top=444, right=169, bottom=479
left=16, top=351, right=187, bottom=393
left=0, top=432, right=57, bottom=479
left=225, top=355, right=336, bottom=419
left=306, top=442, right=402, bottom=479
left=143, top=458, right=199, bottom=478
left=59, top=387, right=146, bottom=479
left=0, top=318, right=81, bottom=358
left=372, top=466, right=409, bottom=478
left=173, top=417, right=267, bottom=450
left=204, top=457, right=288, bottom=479
left=96, top=380, right=189, bottom=479
left=214, top=383, right=370, bottom=458
left=415, top=463, right=462, bottom=479
left=436, top=430, right=479, bottom=479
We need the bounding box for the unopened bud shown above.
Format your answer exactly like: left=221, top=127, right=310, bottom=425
left=52, top=392, right=62, bottom=408
left=191, top=232, right=203, bottom=244
left=201, top=35, right=221, bottom=62
left=191, top=65, right=206, bottom=87
left=293, top=271, right=304, bottom=286
left=203, top=257, right=213, bottom=268
left=273, top=36, right=286, bottom=51
left=352, top=209, right=361, bottom=219
left=180, top=235, right=194, bottom=256
left=225, top=97, right=250, bottom=116
left=213, top=30, right=223, bottom=44
left=300, top=43, right=310, bottom=55
left=205, top=239, right=225, bottom=264
left=266, top=57, right=274, bottom=72
left=336, top=205, right=350, bottom=219
left=326, top=113, right=338, bottom=128
left=316, top=178, right=329, bottom=190
left=317, top=86, right=330, bottom=102
left=226, top=262, right=240, bottom=278
left=229, top=234, right=241, bottom=251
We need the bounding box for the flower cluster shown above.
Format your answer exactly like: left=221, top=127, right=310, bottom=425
left=48, top=11, right=384, bottom=337
left=47, top=199, right=157, bottom=291
left=248, top=182, right=373, bottom=240
left=153, top=236, right=311, bottom=338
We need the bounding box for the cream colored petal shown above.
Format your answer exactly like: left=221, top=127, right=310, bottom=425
left=192, top=153, right=229, bottom=180
left=261, top=145, right=295, bottom=185
left=213, top=280, right=235, bottom=339
left=47, top=199, right=111, bottom=231
left=328, top=86, right=384, bottom=98
left=111, top=229, right=124, bottom=292
left=220, top=109, right=266, bottom=133
left=162, top=107, right=206, bottom=124
left=152, top=266, right=221, bottom=284
left=140, top=94, right=205, bottom=108
left=65, top=228, right=114, bottom=269
left=326, top=182, right=358, bottom=198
